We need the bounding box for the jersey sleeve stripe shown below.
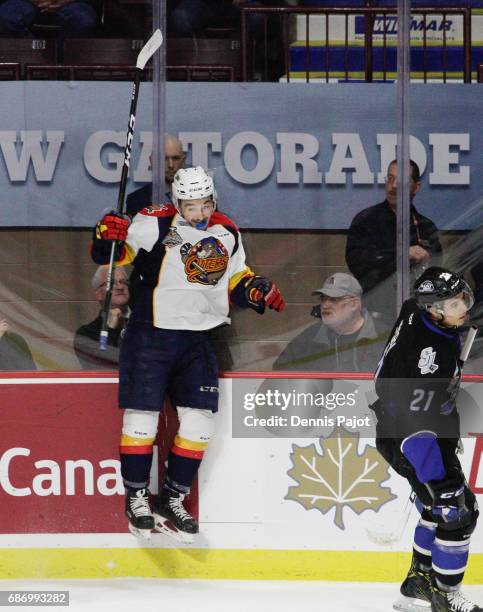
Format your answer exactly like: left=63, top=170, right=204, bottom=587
left=116, top=242, right=137, bottom=266
left=228, top=267, right=254, bottom=293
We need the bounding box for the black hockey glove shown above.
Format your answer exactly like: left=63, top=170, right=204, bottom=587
left=428, top=478, right=467, bottom=523
left=244, top=276, right=285, bottom=314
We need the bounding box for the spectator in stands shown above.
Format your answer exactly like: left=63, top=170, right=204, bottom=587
left=125, top=134, right=186, bottom=217
left=0, top=318, right=36, bottom=370
left=0, top=0, right=99, bottom=38
left=74, top=265, right=130, bottom=370
left=346, top=159, right=442, bottom=317
left=272, top=272, right=390, bottom=372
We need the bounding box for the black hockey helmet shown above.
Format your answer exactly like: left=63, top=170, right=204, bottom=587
left=414, top=267, right=474, bottom=314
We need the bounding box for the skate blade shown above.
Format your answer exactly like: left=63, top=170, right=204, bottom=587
left=128, top=522, right=152, bottom=540
left=393, top=595, right=431, bottom=611
left=153, top=513, right=195, bottom=544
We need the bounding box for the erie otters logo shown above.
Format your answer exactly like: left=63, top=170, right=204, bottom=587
left=180, top=237, right=229, bottom=286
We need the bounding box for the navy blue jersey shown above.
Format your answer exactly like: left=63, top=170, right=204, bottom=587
left=374, top=299, right=463, bottom=483
left=375, top=298, right=462, bottom=439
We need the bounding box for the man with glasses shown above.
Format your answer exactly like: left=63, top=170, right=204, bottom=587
left=272, top=272, right=389, bottom=372
left=74, top=265, right=130, bottom=370
left=346, top=159, right=442, bottom=317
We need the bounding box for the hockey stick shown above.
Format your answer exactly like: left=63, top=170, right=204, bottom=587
left=455, top=325, right=478, bottom=455
left=460, top=325, right=478, bottom=363
left=99, top=29, right=163, bottom=350
left=366, top=326, right=478, bottom=545
left=366, top=491, right=416, bottom=546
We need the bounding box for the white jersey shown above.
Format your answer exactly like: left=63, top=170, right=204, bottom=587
left=124, top=208, right=251, bottom=331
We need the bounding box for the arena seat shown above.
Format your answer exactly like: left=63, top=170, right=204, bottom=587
left=167, top=37, right=241, bottom=81
left=63, top=38, right=143, bottom=66
left=0, top=62, right=21, bottom=80
left=0, top=38, right=57, bottom=77
left=25, top=63, right=235, bottom=82
left=25, top=64, right=136, bottom=81
left=167, top=65, right=235, bottom=82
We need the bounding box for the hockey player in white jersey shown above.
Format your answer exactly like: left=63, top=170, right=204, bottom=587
left=372, top=267, right=481, bottom=612
left=92, top=167, right=285, bottom=541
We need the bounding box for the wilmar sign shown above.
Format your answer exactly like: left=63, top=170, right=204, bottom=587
left=0, top=83, right=481, bottom=230
left=0, top=376, right=182, bottom=534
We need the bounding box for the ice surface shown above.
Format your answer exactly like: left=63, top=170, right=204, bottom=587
left=0, top=580, right=482, bottom=612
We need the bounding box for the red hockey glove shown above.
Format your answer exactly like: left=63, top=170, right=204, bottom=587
left=245, top=276, right=285, bottom=314
left=95, top=212, right=130, bottom=242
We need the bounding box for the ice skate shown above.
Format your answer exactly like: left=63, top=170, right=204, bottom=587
left=153, top=489, right=198, bottom=544
left=431, top=586, right=482, bottom=612
left=125, top=488, right=154, bottom=540
left=393, top=566, right=432, bottom=611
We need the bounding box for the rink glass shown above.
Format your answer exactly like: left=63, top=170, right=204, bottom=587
left=0, top=0, right=480, bottom=378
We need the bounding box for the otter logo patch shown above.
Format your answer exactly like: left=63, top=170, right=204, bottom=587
left=180, top=237, right=228, bottom=286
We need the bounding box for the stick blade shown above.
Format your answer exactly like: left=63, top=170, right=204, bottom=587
left=365, top=526, right=400, bottom=546
left=136, top=29, right=163, bottom=70
left=460, top=325, right=478, bottom=362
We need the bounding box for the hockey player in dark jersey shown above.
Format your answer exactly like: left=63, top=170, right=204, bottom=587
left=92, top=166, right=285, bottom=541
left=373, top=267, right=480, bottom=612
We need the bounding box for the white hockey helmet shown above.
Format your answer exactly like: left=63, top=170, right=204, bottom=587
left=171, top=166, right=217, bottom=211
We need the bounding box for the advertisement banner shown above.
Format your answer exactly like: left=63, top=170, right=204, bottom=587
left=0, top=377, right=183, bottom=534
left=0, top=374, right=481, bottom=549
left=0, top=83, right=481, bottom=230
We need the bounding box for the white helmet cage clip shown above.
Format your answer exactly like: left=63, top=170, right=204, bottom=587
left=171, top=166, right=217, bottom=212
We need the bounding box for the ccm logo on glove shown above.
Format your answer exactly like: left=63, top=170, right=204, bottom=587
left=439, top=487, right=465, bottom=499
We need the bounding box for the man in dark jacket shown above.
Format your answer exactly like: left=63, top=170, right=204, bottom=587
left=272, top=272, right=390, bottom=373
left=346, top=160, right=442, bottom=317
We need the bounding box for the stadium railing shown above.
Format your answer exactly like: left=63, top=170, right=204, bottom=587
left=240, top=6, right=473, bottom=83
